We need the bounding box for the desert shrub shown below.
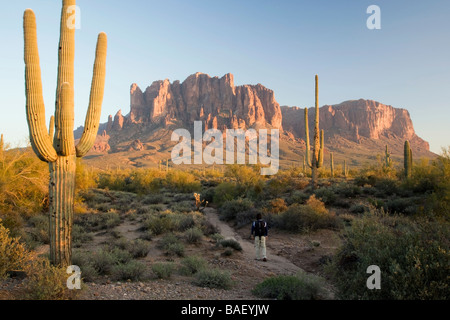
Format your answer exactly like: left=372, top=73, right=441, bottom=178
left=200, top=219, right=219, bottom=236
left=171, top=200, right=194, bottom=213
left=333, top=183, right=362, bottom=199
left=0, top=220, right=29, bottom=279
left=384, top=197, right=420, bottom=215
left=252, top=270, right=327, bottom=300
left=327, top=212, right=450, bottom=300
left=165, top=171, right=201, bottom=193
left=142, top=193, right=165, bottom=205
left=268, top=198, right=288, bottom=214
left=72, top=224, right=93, bottom=248
left=0, top=148, right=48, bottom=217
left=275, top=196, right=341, bottom=233
left=314, top=188, right=337, bottom=205
left=130, top=239, right=151, bottom=258
left=111, top=260, right=147, bottom=281
left=23, top=259, right=80, bottom=300
left=184, top=227, right=203, bottom=244
left=159, top=233, right=185, bottom=256
left=349, top=203, right=370, bottom=214
left=179, top=256, right=207, bottom=276
left=28, top=214, right=50, bottom=244
left=219, top=198, right=254, bottom=221
left=287, top=190, right=310, bottom=205
left=210, top=233, right=225, bottom=243
left=193, top=269, right=233, bottom=289
left=201, top=187, right=216, bottom=204
left=151, top=262, right=176, bottom=279
left=373, top=178, right=401, bottom=197
left=90, top=249, right=116, bottom=275
left=142, top=215, right=174, bottom=235
left=213, top=182, right=239, bottom=205
left=218, top=238, right=242, bottom=251
left=71, top=250, right=98, bottom=282
left=75, top=159, right=98, bottom=191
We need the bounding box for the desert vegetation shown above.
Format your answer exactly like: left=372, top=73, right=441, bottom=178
left=1, top=139, right=449, bottom=299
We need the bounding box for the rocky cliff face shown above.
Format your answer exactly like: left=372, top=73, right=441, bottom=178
left=281, top=99, right=430, bottom=151
left=89, top=73, right=430, bottom=156
left=122, top=72, right=282, bottom=131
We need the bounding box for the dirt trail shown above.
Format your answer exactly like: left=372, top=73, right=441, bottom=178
left=204, top=207, right=301, bottom=276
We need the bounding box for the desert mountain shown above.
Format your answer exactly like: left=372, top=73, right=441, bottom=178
left=74, top=73, right=435, bottom=169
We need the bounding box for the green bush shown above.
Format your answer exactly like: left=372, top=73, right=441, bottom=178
left=165, top=171, right=201, bottom=193
left=28, top=214, right=50, bottom=244
left=276, top=196, right=341, bottom=233
left=151, top=262, right=176, bottom=279
left=72, top=224, right=93, bottom=248
left=111, top=260, right=147, bottom=281
left=23, top=259, right=79, bottom=300
left=326, top=212, right=450, bottom=299
left=252, top=271, right=327, bottom=300
left=184, top=227, right=204, bottom=244
left=159, top=233, right=185, bottom=257
left=193, top=268, right=233, bottom=289
left=0, top=220, right=29, bottom=279
left=287, top=190, right=310, bottom=205
left=213, top=182, right=239, bottom=205
left=219, top=198, right=254, bottom=221
left=218, top=238, right=242, bottom=251
left=179, top=256, right=207, bottom=275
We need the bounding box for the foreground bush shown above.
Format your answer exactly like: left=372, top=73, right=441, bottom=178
left=0, top=220, right=28, bottom=279
left=219, top=198, right=254, bottom=221
left=23, top=259, right=80, bottom=300
left=327, top=212, right=450, bottom=299
left=252, top=271, right=327, bottom=300
left=151, top=262, right=176, bottom=279
left=193, top=269, right=233, bottom=289
left=275, top=196, right=341, bottom=233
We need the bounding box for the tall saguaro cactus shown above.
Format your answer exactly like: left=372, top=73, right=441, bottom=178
left=330, top=152, right=334, bottom=178
left=24, top=0, right=107, bottom=266
left=384, top=145, right=392, bottom=168
left=404, top=140, right=412, bottom=178
left=304, top=75, right=324, bottom=187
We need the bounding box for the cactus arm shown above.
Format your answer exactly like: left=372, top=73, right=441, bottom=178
left=304, top=108, right=312, bottom=168
left=317, top=129, right=324, bottom=168
left=55, top=0, right=76, bottom=110
left=49, top=115, right=55, bottom=141
left=24, top=9, right=58, bottom=163
left=76, top=32, right=108, bottom=157
left=312, top=75, right=320, bottom=168
left=54, top=83, right=75, bottom=156
left=330, top=152, right=334, bottom=177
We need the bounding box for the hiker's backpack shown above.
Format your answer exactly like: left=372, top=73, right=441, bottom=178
left=254, top=220, right=266, bottom=237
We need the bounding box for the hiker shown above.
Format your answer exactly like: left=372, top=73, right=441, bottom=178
left=251, top=213, right=268, bottom=261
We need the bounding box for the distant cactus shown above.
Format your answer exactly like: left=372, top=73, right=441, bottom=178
left=0, top=134, right=4, bottom=155
left=343, top=160, right=348, bottom=178
left=384, top=145, right=392, bottom=168
left=23, top=1, right=107, bottom=266
left=304, top=75, right=324, bottom=187
left=166, top=158, right=169, bottom=172
left=404, top=141, right=412, bottom=178
left=330, top=152, right=334, bottom=178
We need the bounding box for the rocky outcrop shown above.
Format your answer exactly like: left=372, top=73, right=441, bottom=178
left=123, top=73, right=282, bottom=131
left=129, top=139, right=145, bottom=151
left=281, top=99, right=429, bottom=151
left=90, top=130, right=110, bottom=153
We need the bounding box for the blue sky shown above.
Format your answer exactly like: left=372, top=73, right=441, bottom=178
left=0, top=0, right=449, bottom=153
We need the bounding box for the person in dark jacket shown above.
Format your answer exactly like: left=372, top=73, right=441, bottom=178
left=251, top=213, right=268, bottom=261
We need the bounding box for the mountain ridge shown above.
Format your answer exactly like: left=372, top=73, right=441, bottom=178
left=74, top=72, right=435, bottom=169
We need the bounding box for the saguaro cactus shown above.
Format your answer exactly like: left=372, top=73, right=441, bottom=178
left=23, top=0, right=107, bottom=266
left=304, top=75, right=324, bottom=187
left=330, top=152, right=334, bottom=178
left=404, top=140, right=412, bottom=178
left=0, top=134, right=4, bottom=156
left=343, top=160, right=348, bottom=178
left=384, top=145, right=392, bottom=168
